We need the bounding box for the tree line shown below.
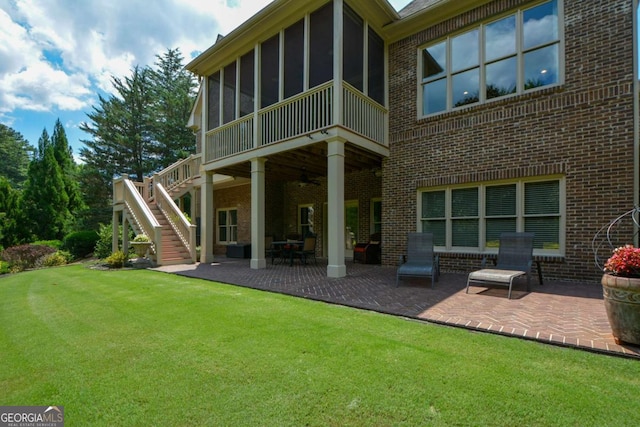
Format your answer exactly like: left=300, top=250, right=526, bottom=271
left=0, top=48, right=197, bottom=251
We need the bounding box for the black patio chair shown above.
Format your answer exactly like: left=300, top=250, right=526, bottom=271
left=396, top=232, right=439, bottom=288
left=294, top=235, right=317, bottom=265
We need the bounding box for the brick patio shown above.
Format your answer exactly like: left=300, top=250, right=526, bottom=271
left=154, top=257, right=640, bottom=360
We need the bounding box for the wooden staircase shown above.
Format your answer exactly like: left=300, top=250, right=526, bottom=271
left=113, top=154, right=201, bottom=267
left=150, top=204, right=192, bottom=265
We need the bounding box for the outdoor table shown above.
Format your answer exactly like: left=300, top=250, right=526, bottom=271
left=271, top=240, right=304, bottom=266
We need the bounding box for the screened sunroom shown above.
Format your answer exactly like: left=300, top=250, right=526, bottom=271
left=186, top=0, right=394, bottom=277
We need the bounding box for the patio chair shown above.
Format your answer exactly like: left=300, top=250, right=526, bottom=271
left=466, top=232, right=535, bottom=299
left=265, top=236, right=281, bottom=264
left=294, top=235, right=317, bottom=265
left=354, top=232, right=381, bottom=264
left=396, top=232, right=439, bottom=288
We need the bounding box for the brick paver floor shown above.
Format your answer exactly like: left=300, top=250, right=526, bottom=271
left=154, top=257, right=640, bottom=359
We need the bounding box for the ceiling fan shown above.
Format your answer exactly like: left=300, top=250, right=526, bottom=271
left=298, top=167, right=321, bottom=186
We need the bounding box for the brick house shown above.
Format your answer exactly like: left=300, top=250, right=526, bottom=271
left=113, top=0, right=638, bottom=281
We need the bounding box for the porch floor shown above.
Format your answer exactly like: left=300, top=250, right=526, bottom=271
left=154, top=257, right=640, bottom=360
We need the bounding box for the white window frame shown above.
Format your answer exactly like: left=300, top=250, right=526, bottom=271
left=298, top=204, right=315, bottom=237
left=417, top=176, right=565, bottom=256
left=217, top=207, right=238, bottom=245
left=370, top=198, right=382, bottom=235
left=417, top=0, right=564, bottom=118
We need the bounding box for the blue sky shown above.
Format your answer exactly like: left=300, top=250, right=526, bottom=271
left=0, top=0, right=412, bottom=161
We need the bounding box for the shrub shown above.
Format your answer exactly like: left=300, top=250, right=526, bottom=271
left=94, top=223, right=134, bottom=259
left=32, top=240, right=63, bottom=250
left=105, top=251, right=127, bottom=268
left=0, top=244, right=57, bottom=272
left=63, top=231, right=100, bottom=259
left=133, top=234, right=150, bottom=242
left=39, top=250, right=72, bottom=268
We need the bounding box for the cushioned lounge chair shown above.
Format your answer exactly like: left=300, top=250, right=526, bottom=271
left=466, top=232, right=535, bottom=299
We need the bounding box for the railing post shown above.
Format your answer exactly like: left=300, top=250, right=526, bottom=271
left=189, top=225, right=197, bottom=262
left=154, top=226, right=163, bottom=265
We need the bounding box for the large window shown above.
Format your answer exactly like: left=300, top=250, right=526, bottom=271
left=217, top=208, right=238, bottom=244
left=420, top=0, right=560, bottom=116
left=419, top=178, right=563, bottom=254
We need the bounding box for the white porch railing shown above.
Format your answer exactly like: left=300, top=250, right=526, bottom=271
left=155, top=154, right=202, bottom=196
left=259, top=82, right=334, bottom=147
left=203, top=80, right=387, bottom=163
left=342, top=82, right=387, bottom=145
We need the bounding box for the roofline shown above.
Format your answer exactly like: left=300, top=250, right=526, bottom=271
left=186, top=0, right=400, bottom=77
left=382, top=0, right=493, bottom=43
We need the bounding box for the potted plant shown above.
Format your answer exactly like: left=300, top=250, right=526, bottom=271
left=131, top=234, right=152, bottom=258
left=601, top=244, right=640, bottom=345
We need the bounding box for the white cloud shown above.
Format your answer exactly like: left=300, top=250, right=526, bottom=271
left=0, top=0, right=412, bottom=121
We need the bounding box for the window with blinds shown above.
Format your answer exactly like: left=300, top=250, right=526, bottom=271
left=419, top=178, right=562, bottom=254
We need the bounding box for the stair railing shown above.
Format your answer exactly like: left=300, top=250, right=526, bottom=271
left=154, top=181, right=197, bottom=262
left=153, top=154, right=202, bottom=198
left=115, top=176, right=163, bottom=262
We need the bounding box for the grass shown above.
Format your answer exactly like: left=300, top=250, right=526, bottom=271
left=1, top=265, right=640, bottom=426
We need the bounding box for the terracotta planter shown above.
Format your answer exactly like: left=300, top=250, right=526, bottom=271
left=601, top=274, right=640, bottom=345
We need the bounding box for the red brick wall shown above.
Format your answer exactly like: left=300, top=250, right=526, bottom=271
left=212, top=183, right=251, bottom=255
left=384, top=0, right=636, bottom=281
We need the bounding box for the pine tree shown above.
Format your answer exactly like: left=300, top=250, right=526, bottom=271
left=21, top=129, right=70, bottom=240
left=0, top=176, right=20, bottom=248
left=80, top=66, right=156, bottom=182
left=52, top=119, right=85, bottom=222
left=149, top=48, right=197, bottom=165
left=80, top=48, right=197, bottom=183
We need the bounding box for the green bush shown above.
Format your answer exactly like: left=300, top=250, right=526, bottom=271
left=0, top=260, right=9, bottom=274
left=62, top=231, right=100, bottom=259
left=40, top=251, right=72, bottom=267
left=94, top=223, right=134, bottom=259
left=105, top=251, right=127, bottom=268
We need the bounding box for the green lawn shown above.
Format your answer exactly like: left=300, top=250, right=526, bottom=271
left=1, top=265, right=639, bottom=426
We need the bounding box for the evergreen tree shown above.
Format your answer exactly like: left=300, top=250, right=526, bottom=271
left=76, top=163, right=113, bottom=231
left=0, top=176, right=21, bottom=248
left=80, top=66, right=156, bottom=182
left=80, top=48, right=197, bottom=183
left=21, top=129, right=70, bottom=240
left=0, top=124, right=33, bottom=188
left=148, top=48, right=197, bottom=165
left=52, top=119, right=85, bottom=222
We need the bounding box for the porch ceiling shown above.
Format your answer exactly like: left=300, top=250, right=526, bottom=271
left=210, top=141, right=384, bottom=182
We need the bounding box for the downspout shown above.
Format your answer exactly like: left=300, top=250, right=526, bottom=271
left=634, top=0, right=639, bottom=245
